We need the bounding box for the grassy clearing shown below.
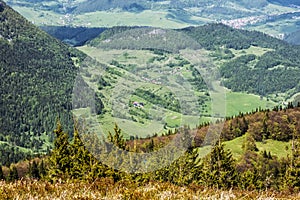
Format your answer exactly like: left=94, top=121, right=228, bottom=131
left=247, top=19, right=300, bottom=37
left=256, top=139, right=291, bottom=158
left=225, top=92, right=276, bottom=117
left=224, top=135, right=291, bottom=159
left=204, top=91, right=276, bottom=117
left=229, top=46, right=273, bottom=57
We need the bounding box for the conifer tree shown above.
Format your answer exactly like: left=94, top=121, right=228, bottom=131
left=69, top=125, right=102, bottom=180
left=242, top=132, right=258, bottom=152
left=108, top=123, right=126, bottom=149
left=47, top=119, right=71, bottom=181
left=201, top=142, right=237, bottom=189
left=38, top=160, right=46, bottom=178
left=171, top=148, right=202, bottom=185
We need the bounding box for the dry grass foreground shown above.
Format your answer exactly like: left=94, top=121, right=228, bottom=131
left=0, top=178, right=300, bottom=200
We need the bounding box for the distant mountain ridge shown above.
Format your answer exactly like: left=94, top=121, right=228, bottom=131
left=5, top=0, right=300, bottom=38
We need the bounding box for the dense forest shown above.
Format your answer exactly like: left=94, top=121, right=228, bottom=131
left=0, top=1, right=85, bottom=165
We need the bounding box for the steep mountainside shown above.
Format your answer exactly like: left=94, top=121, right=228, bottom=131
left=0, top=1, right=85, bottom=165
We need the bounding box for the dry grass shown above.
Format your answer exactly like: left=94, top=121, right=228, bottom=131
left=0, top=179, right=299, bottom=200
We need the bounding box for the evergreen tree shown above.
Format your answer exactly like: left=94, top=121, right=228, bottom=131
left=171, top=148, right=202, bottom=185
left=146, top=139, right=155, bottom=152
left=201, top=142, right=237, bottom=189
left=242, top=132, right=258, bottom=152
left=47, top=119, right=71, bottom=181
left=108, top=123, right=126, bottom=149
left=69, top=126, right=102, bottom=180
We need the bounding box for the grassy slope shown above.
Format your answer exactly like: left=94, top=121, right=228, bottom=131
left=224, top=135, right=291, bottom=159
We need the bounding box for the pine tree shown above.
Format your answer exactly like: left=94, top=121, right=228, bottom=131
left=201, top=142, right=237, bottom=189
left=47, top=119, right=71, bottom=181
left=108, top=123, right=126, bottom=149
left=146, top=139, right=155, bottom=152
left=69, top=125, right=100, bottom=180
left=171, top=148, right=202, bottom=185
left=242, top=132, right=258, bottom=152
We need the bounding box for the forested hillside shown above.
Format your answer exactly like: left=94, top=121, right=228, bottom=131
left=0, top=1, right=85, bottom=165
left=89, top=24, right=300, bottom=98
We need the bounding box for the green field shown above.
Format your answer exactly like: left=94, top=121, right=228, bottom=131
left=224, top=135, right=291, bottom=159
left=229, top=46, right=273, bottom=57
left=224, top=92, right=275, bottom=116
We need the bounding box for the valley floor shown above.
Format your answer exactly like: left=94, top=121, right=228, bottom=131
left=1, top=179, right=299, bottom=200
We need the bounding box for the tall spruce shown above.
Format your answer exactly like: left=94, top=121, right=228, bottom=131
left=69, top=125, right=103, bottom=180
left=201, top=142, right=237, bottom=189
left=47, top=119, right=71, bottom=181
left=108, top=123, right=126, bottom=149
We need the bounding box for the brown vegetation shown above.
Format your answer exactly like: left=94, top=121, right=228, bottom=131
left=0, top=179, right=300, bottom=199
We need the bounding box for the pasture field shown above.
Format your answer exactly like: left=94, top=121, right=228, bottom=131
left=224, top=135, right=291, bottom=159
